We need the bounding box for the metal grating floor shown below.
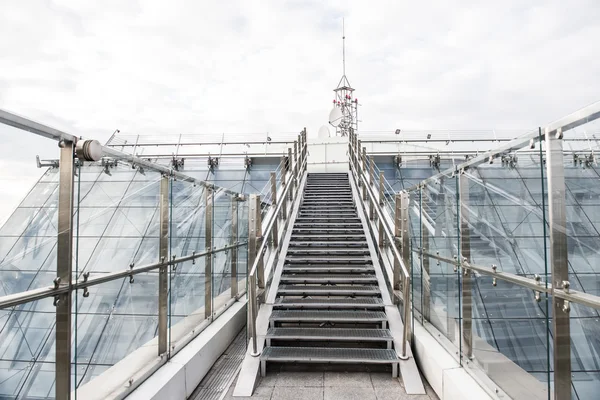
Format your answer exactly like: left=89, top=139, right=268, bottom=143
left=190, top=327, right=247, bottom=400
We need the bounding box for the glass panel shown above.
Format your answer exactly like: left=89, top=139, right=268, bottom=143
left=462, top=137, right=551, bottom=399
left=420, top=172, right=461, bottom=356
left=563, top=120, right=600, bottom=399
left=169, top=179, right=207, bottom=352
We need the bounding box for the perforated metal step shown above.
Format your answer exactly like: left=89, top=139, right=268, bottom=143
left=279, top=274, right=377, bottom=284
left=270, top=310, right=387, bottom=324
left=273, top=297, right=384, bottom=309
left=285, top=257, right=372, bottom=265
left=283, top=266, right=374, bottom=274
left=260, top=347, right=399, bottom=377
left=277, top=285, right=380, bottom=296
left=266, top=328, right=392, bottom=344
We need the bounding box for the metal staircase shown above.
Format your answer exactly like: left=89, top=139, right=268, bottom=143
left=260, top=172, right=400, bottom=376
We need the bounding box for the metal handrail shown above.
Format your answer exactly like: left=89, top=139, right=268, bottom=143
left=246, top=136, right=307, bottom=356
left=347, top=138, right=412, bottom=359
left=0, top=241, right=247, bottom=310
left=0, top=108, right=245, bottom=198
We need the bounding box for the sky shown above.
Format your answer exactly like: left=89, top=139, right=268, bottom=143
left=1, top=0, right=600, bottom=224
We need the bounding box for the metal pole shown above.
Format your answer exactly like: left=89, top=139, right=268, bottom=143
left=362, top=148, right=368, bottom=201
left=421, top=187, right=431, bottom=321
left=270, top=172, right=279, bottom=248
left=401, top=274, right=411, bottom=360
left=281, top=161, right=287, bottom=218
left=205, top=186, right=213, bottom=320
left=288, top=148, right=294, bottom=200
left=248, top=274, right=259, bottom=357
left=378, top=172, right=385, bottom=247
left=231, top=196, right=238, bottom=299
left=546, top=127, right=571, bottom=400
left=393, top=194, right=402, bottom=292
left=56, top=140, right=74, bottom=400
left=158, top=175, right=169, bottom=355
left=369, top=157, right=375, bottom=220
left=293, top=140, right=298, bottom=180
left=357, top=140, right=362, bottom=186
left=249, top=195, right=264, bottom=288
left=458, top=171, right=472, bottom=359
left=401, top=191, right=410, bottom=270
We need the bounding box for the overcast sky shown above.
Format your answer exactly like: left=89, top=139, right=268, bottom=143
left=1, top=0, right=599, bottom=224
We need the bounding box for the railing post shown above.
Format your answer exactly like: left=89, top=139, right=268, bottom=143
left=393, top=194, right=402, bottom=292
left=56, top=140, right=74, bottom=400
left=546, top=127, right=571, bottom=400
left=357, top=140, right=362, bottom=186
left=231, top=195, right=239, bottom=299
left=205, top=186, right=213, bottom=320
left=158, top=175, right=169, bottom=354
left=400, top=191, right=410, bottom=269
left=458, top=171, right=472, bottom=359
left=378, top=172, right=385, bottom=247
left=293, top=140, right=298, bottom=181
left=421, top=186, right=431, bottom=321
left=249, top=194, right=264, bottom=288
left=270, top=172, right=279, bottom=248
left=280, top=158, right=288, bottom=218
left=362, top=148, right=368, bottom=201
left=369, top=157, right=375, bottom=220
left=248, top=274, right=259, bottom=357
left=288, top=147, right=294, bottom=201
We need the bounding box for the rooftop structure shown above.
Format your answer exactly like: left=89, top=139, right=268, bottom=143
left=1, top=96, right=600, bottom=400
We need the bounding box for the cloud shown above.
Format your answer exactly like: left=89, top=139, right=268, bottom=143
left=1, top=0, right=599, bottom=221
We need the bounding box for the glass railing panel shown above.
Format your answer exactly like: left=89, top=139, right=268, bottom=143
left=408, top=188, right=422, bottom=321
left=420, top=172, right=461, bottom=355
left=462, top=136, right=551, bottom=399
left=562, top=121, right=600, bottom=399
left=212, top=191, right=234, bottom=314
left=169, top=179, right=207, bottom=351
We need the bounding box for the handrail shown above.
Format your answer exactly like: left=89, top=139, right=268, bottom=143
left=246, top=133, right=307, bottom=356
left=248, top=153, right=307, bottom=279
left=350, top=155, right=410, bottom=279
left=0, top=108, right=245, bottom=198
left=347, top=136, right=412, bottom=359
left=0, top=242, right=248, bottom=310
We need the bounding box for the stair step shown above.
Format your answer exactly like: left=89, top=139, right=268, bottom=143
left=285, top=257, right=372, bottom=264
left=270, top=310, right=387, bottom=324
left=273, top=297, right=384, bottom=309
left=283, top=266, right=374, bottom=274
left=280, top=274, right=377, bottom=284
left=266, top=328, right=393, bottom=343
left=288, top=241, right=367, bottom=247
left=291, top=235, right=366, bottom=240
left=286, top=249, right=370, bottom=256
left=277, top=285, right=380, bottom=296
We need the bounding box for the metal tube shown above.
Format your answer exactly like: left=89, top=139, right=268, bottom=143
left=158, top=175, right=169, bottom=355
left=280, top=160, right=287, bottom=218
left=546, top=127, right=571, bottom=400
left=56, top=140, right=74, bottom=400
left=288, top=148, right=294, bottom=200
left=270, top=172, right=279, bottom=248
left=378, top=172, right=385, bottom=247
left=401, top=274, right=411, bottom=360
left=369, top=157, right=375, bottom=220
left=231, top=196, right=239, bottom=299
left=393, top=194, right=402, bottom=291
left=248, top=274, right=259, bottom=357
left=205, top=187, right=213, bottom=319
left=421, top=187, right=431, bottom=321
left=458, top=172, right=473, bottom=359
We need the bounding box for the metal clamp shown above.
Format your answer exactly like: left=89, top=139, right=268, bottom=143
left=82, top=271, right=90, bottom=298
left=129, top=262, right=135, bottom=284
left=491, top=264, right=497, bottom=287
left=534, top=274, right=541, bottom=302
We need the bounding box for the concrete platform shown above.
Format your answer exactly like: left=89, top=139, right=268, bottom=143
left=225, top=369, right=439, bottom=400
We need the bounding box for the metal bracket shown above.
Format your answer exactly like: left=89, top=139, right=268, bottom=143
left=101, top=157, right=118, bottom=175
left=36, top=155, right=59, bottom=169
left=172, top=157, right=185, bottom=171
left=207, top=156, right=219, bottom=169
left=244, top=156, right=253, bottom=169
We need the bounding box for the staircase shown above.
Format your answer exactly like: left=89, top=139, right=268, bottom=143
left=260, top=172, right=400, bottom=377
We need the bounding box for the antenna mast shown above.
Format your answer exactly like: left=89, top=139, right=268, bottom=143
left=329, top=18, right=358, bottom=137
